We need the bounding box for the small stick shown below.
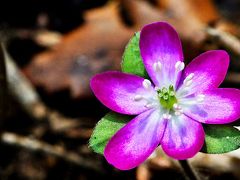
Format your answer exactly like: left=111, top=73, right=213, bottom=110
left=179, top=160, right=200, bottom=180
left=3, top=48, right=82, bottom=132
left=206, top=27, right=240, bottom=56
left=1, top=132, right=104, bottom=173
left=0, top=44, right=8, bottom=128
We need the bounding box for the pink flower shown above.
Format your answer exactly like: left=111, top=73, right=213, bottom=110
left=90, top=22, right=240, bottom=170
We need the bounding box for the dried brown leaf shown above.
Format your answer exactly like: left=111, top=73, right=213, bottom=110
left=24, top=2, right=133, bottom=98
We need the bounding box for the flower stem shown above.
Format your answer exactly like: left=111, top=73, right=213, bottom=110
left=178, top=160, right=200, bottom=180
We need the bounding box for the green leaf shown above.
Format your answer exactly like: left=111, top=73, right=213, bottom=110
left=121, top=32, right=148, bottom=78
left=201, top=125, right=240, bottom=154
left=89, top=112, right=132, bottom=154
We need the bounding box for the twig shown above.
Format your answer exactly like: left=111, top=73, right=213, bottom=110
left=4, top=46, right=42, bottom=118
left=0, top=132, right=104, bottom=173
left=4, top=48, right=84, bottom=132
left=179, top=160, right=200, bottom=180
left=206, top=27, right=240, bottom=55
left=0, top=44, right=8, bottom=128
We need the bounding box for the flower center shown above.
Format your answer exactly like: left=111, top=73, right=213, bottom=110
left=156, top=85, right=177, bottom=110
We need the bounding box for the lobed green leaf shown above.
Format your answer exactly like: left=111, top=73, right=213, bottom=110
left=201, top=124, right=240, bottom=154
left=121, top=32, right=148, bottom=78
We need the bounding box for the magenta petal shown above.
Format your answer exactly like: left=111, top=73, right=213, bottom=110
left=91, top=71, right=157, bottom=115
left=140, top=22, right=183, bottom=88
left=184, top=88, right=240, bottom=124
left=104, top=110, right=167, bottom=170
left=178, top=50, right=229, bottom=94
left=161, top=115, right=204, bottom=159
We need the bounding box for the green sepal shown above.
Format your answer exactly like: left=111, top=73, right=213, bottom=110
left=89, top=112, right=132, bottom=154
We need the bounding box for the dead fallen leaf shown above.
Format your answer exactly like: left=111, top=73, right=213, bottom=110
left=24, top=2, right=133, bottom=98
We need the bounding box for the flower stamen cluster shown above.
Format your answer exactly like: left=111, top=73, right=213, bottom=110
left=157, top=85, right=177, bottom=110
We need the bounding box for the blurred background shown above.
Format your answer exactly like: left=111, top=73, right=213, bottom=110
left=1, top=0, right=240, bottom=179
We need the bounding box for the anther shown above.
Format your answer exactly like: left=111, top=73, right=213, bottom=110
left=196, top=94, right=205, bottom=103
left=185, top=73, right=194, bottom=81
left=175, top=107, right=183, bottom=115
left=163, top=113, right=172, bottom=120
left=134, top=95, right=143, bottom=101
left=142, top=79, right=151, bottom=89
left=153, top=61, right=162, bottom=72
left=197, top=94, right=205, bottom=99
left=145, top=103, right=155, bottom=108
left=175, top=111, right=183, bottom=116
left=175, top=61, right=185, bottom=71
left=173, top=103, right=181, bottom=110
left=183, top=79, right=193, bottom=87
left=173, top=103, right=178, bottom=109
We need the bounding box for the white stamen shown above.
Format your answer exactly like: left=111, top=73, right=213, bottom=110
left=197, top=94, right=205, bottom=99
left=185, top=73, right=194, bottom=81
left=196, top=94, right=205, bottom=103
left=178, top=98, right=197, bottom=105
left=134, top=95, right=143, bottom=101
left=163, top=113, right=172, bottom=120
left=173, top=103, right=178, bottom=109
left=175, top=111, right=183, bottom=116
left=154, top=86, right=160, bottom=91
left=175, top=61, right=185, bottom=71
left=181, top=73, right=194, bottom=89
left=175, top=61, right=181, bottom=69
left=153, top=61, right=162, bottom=72
left=145, top=103, right=155, bottom=108
left=183, top=79, right=193, bottom=87
left=173, top=103, right=181, bottom=110
left=173, top=103, right=183, bottom=116
left=142, top=79, right=151, bottom=89
left=178, top=94, right=205, bottom=106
